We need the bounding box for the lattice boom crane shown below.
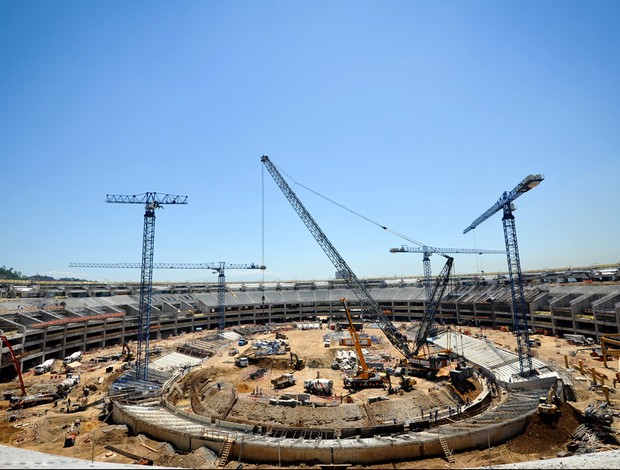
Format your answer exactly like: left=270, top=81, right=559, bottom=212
left=261, top=155, right=417, bottom=360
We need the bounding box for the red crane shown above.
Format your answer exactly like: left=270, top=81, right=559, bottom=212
left=0, top=335, right=27, bottom=396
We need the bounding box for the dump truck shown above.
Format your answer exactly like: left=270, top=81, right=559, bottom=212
left=303, top=378, right=333, bottom=396
left=271, top=373, right=296, bottom=389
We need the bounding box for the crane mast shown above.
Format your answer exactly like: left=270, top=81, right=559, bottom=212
left=463, top=174, right=543, bottom=377
left=106, top=192, right=188, bottom=381
left=69, top=261, right=265, bottom=340
left=261, top=156, right=415, bottom=360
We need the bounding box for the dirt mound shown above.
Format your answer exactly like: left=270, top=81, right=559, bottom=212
left=93, top=424, right=129, bottom=445
left=155, top=443, right=217, bottom=468
left=506, top=403, right=582, bottom=454
left=253, top=357, right=291, bottom=369
left=305, top=356, right=330, bottom=368
left=237, top=383, right=252, bottom=393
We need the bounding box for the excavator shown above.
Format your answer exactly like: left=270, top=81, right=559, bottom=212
left=537, top=382, right=561, bottom=418
left=341, top=298, right=387, bottom=390
left=121, top=341, right=134, bottom=362
left=384, top=369, right=416, bottom=394
left=261, top=156, right=455, bottom=377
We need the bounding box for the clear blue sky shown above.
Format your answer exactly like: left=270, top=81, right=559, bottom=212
left=2, top=1, right=619, bottom=283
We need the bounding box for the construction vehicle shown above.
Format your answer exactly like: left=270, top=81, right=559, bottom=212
left=340, top=298, right=387, bottom=390
left=537, top=382, right=561, bottom=418
left=235, top=356, right=249, bottom=368
left=0, top=335, right=27, bottom=398
left=9, top=393, right=56, bottom=410
left=384, top=370, right=416, bottom=394
left=290, top=352, right=305, bottom=371
left=63, top=351, right=82, bottom=365
left=304, top=378, right=333, bottom=396
left=262, top=156, right=454, bottom=376
left=121, top=342, right=134, bottom=362
left=57, top=373, right=81, bottom=395
left=271, top=373, right=296, bottom=389
left=564, top=334, right=592, bottom=346
left=527, top=338, right=541, bottom=348
left=34, top=358, right=55, bottom=375
left=400, top=375, right=416, bottom=392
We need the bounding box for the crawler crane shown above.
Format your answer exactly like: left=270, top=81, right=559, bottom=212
left=261, top=155, right=453, bottom=375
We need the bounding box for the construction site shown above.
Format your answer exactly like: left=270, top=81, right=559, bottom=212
left=1, top=162, right=620, bottom=468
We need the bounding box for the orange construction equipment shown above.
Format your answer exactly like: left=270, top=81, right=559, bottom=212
left=340, top=298, right=385, bottom=389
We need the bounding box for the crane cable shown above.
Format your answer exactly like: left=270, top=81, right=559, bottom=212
left=273, top=161, right=426, bottom=248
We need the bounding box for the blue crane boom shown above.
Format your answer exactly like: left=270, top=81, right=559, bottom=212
left=69, top=261, right=265, bottom=339
left=463, top=174, right=543, bottom=234
left=462, top=174, right=544, bottom=378
left=105, top=192, right=188, bottom=381
left=261, top=155, right=453, bottom=372
left=260, top=156, right=416, bottom=360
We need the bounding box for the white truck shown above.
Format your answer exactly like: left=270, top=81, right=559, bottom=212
left=63, top=351, right=82, bottom=365
left=303, top=378, right=333, bottom=396
left=564, top=334, right=593, bottom=346
left=57, top=373, right=81, bottom=394
left=34, top=358, right=55, bottom=375
left=235, top=356, right=249, bottom=368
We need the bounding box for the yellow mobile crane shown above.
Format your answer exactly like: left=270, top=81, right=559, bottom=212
left=341, top=298, right=386, bottom=390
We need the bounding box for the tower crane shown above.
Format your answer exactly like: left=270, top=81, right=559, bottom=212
left=106, top=192, right=188, bottom=381
left=390, top=245, right=504, bottom=299
left=69, top=262, right=265, bottom=339
left=463, top=174, right=544, bottom=378
left=261, top=156, right=452, bottom=373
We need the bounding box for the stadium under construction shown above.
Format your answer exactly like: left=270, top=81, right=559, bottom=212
left=1, top=265, right=620, bottom=466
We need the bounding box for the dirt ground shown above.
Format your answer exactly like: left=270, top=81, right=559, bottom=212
left=1, top=326, right=619, bottom=469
